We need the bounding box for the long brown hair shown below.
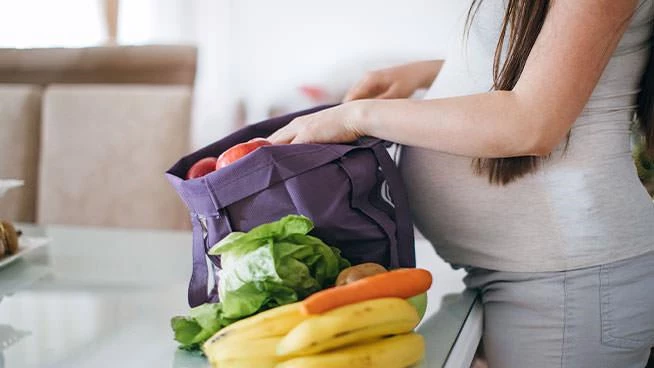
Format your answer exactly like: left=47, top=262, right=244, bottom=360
left=466, top=0, right=654, bottom=185
left=638, top=20, right=654, bottom=156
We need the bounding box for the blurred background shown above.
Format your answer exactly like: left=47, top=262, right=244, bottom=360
left=0, top=0, right=651, bottom=231
left=0, top=0, right=467, bottom=146
left=0, top=0, right=466, bottom=230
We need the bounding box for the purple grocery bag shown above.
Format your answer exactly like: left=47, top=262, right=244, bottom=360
left=166, top=105, right=415, bottom=307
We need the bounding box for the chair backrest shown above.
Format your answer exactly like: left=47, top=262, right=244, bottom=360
left=0, top=85, right=41, bottom=222
left=0, top=45, right=197, bottom=229
left=0, top=45, right=197, bottom=86
left=37, top=84, right=192, bottom=229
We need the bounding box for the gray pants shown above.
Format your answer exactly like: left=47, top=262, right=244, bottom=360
left=464, top=251, right=654, bottom=368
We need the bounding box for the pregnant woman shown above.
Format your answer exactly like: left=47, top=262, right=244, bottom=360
left=269, top=0, right=654, bottom=367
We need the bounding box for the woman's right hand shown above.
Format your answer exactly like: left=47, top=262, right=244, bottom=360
left=343, top=60, right=443, bottom=102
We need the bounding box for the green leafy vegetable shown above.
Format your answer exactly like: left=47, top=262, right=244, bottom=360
left=171, top=215, right=350, bottom=350
left=209, top=215, right=313, bottom=255
left=171, top=303, right=228, bottom=350
left=211, top=215, right=350, bottom=318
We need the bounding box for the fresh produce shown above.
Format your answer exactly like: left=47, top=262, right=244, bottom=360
left=336, top=264, right=429, bottom=321
left=203, top=302, right=307, bottom=346
left=407, top=293, right=428, bottom=321
left=216, top=138, right=271, bottom=170
left=202, top=303, right=304, bottom=366
left=201, top=303, right=301, bottom=366
left=200, top=279, right=427, bottom=367
left=335, top=262, right=387, bottom=286
left=277, top=297, right=420, bottom=357
left=172, top=215, right=431, bottom=366
left=276, top=333, right=425, bottom=368
left=209, top=215, right=350, bottom=319
left=186, top=157, right=219, bottom=179
left=185, top=138, right=271, bottom=180
left=407, top=293, right=427, bottom=320
left=301, top=268, right=433, bottom=315
left=171, top=215, right=349, bottom=350
left=205, top=336, right=282, bottom=365
left=211, top=358, right=278, bottom=368
left=202, top=298, right=425, bottom=368
left=171, top=303, right=228, bottom=351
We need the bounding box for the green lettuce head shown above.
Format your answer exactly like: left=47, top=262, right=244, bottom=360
left=208, top=214, right=350, bottom=319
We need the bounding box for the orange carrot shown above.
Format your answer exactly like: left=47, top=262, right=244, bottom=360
left=301, top=268, right=433, bottom=315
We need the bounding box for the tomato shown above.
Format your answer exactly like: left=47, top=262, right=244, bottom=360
left=216, top=138, right=271, bottom=170
left=186, top=157, right=218, bottom=179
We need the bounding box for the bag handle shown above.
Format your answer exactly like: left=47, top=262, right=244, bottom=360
left=188, top=214, right=211, bottom=307
left=336, top=155, right=400, bottom=267
left=183, top=179, right=228, bottom=307
left=370, top=142, right=416, bottom=267
left=188, top=209, right=230, bottom=307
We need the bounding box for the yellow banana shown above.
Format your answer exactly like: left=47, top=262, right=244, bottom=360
left=288, top=319, right=417, bottom=356
left=277, top=297, right=419, bottom=356
left=204, top=302, right=306, bottom=351
left=211, top=357, right=278, bottom=368
left=275, top=332, right=425, bottom=368
left=205, top=336, right=282, bottom=364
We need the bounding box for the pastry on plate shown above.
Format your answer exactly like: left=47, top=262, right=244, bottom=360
left=0, top=220, right=19, bottom=256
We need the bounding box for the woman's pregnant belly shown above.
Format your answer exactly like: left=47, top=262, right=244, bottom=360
left=398, top=143, right=654, bottom=272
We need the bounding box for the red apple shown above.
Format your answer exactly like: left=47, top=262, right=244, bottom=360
left=216, top=138, right=271, bottom=170
left=186, top=157, right=218, bottom=179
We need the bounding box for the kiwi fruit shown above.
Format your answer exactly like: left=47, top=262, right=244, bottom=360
left=335, top=262, right=388, bottom=286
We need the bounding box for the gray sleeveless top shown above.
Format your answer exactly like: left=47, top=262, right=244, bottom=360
left=400, top=0, right=654, bottom=272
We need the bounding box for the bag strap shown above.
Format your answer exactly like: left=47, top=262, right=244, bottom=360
left=188, top=213, right=211, bottom=307
left=370, top=142, right=416, bottom=268
left=184, top=180, right=227, bottom=307
left=171, top=178, right=212, bottom=307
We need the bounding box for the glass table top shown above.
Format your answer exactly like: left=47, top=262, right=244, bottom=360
left=0, top=224, right=478, bottom=368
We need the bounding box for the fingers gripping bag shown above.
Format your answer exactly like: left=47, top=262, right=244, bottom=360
left=166, top=105, right=416, bottom=308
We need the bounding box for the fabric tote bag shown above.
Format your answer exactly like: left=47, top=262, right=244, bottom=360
left=166, top=105, right=416, bottom=307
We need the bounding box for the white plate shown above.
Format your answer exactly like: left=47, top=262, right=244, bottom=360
left=0, top=237, right=50, bottom=269
left=0, top=179, right=24, bottom=199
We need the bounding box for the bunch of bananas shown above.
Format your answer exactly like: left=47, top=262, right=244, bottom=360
left=202, top=297, right=425, bottom=368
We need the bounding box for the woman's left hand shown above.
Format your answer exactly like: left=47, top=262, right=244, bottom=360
left=268, top=102, right=365, bottom=144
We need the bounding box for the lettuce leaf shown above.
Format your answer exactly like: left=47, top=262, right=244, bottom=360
left=208, top=215, right=313, bottom=255
left=171, top=303, right=227, bottom=350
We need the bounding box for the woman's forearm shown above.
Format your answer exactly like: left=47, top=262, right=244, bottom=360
left=352, top=92, right=551, bottom=158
